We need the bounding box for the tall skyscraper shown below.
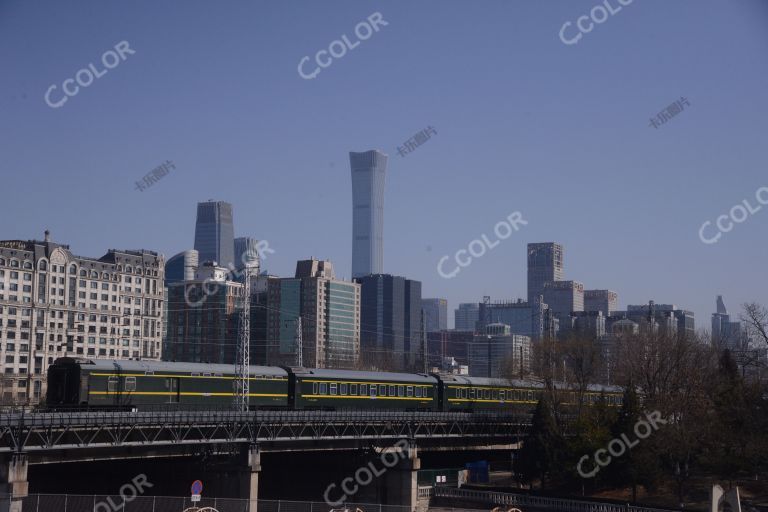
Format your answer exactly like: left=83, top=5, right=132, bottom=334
left=358, top=274, right=422, bottom=372
left=194, top=200, right=235, bottom=269
left=527, top=243, right=563, bottom=304
left=422, top=298, right=448, bottom=332
left=455, top=303, right=480, bottom=332
left=350, top=150, right=387, bottom=278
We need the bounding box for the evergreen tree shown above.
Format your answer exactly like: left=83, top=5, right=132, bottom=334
left=515, top=394, right=566, bottom=488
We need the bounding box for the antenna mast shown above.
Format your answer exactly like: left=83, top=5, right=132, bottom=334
left=234, top=266, right=251, bottom=411
left=295, top=317, right=303, bottom=367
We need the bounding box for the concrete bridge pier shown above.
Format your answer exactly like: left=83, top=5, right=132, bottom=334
left=240, top=445, right=260, bottom=512
left=383, top=442, right=420, bottom=511
left=0, top=453, right=28, bottom=512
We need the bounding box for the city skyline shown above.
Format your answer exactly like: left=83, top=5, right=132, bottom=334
left=2, top=0, right=766, bottom=332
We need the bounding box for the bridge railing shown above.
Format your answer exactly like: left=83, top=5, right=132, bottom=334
left=434, top=487, right=679, bottom=512
left=0, top=495, right=415, bottom=512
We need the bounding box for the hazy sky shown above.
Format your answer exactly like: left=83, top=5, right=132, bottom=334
left=1, top=0, right=767, bottom=328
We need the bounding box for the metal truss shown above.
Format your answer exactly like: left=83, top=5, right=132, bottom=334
left=0, top=410, right=531, bottom=453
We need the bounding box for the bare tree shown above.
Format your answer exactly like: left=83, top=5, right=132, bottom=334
left=741, top=302, right=768, bottom=347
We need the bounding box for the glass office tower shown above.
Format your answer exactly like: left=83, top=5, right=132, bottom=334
left=350, top=150, right=387, bottom=278
left=194, top=200, right=235, bottom=269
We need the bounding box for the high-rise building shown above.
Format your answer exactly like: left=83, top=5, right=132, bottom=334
left=527, top=242, right=563, bottom=305
left=455, top=303, right=480, bottom=332
left=0, top=232, right=165, bottom=405
left=469, top=325, right=531, bottom=378
left=234, top=237, right=260, bottom=274
left=194, top=200, right=235, bottom=269
left=477, top=297, right=551, bottom=341
left=165, top=249, right=198, bottom=286
left=164, top=262, right=243, bottom=364
left=350, top=150, right=387, bottom=278
left=543, top=280, right=585, bottom=316
left=711, top=295, right=744, bottom=349
left=584, top=290, right=618, bottom=316
left=267, top=259, right=360, bottom=369
left=422, top=298, right=448, bottom=332
left=358, top=274, right=422, bottom=372
left=613, top=303, right=695, bottom=339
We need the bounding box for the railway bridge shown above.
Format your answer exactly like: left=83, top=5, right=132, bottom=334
left=0, top=409, right=532, bottom=512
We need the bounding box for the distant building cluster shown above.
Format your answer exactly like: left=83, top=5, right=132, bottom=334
left=5, top=145, right=761, bottom=406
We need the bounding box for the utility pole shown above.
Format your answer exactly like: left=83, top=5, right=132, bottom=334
left=234, top=266, right=251, bottom=411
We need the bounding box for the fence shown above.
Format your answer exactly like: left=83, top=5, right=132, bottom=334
left=0, top=496, right=417, bottom=512
left=434, top=487, right=679, bottom=512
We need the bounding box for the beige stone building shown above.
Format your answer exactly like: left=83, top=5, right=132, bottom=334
left=0, top=231, right=164, bottom=405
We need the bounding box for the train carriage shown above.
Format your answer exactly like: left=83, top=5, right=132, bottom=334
left=439, top=375, right=546, bottom=412
left=46, top=358, right=289, bottom=409
left=290, top=368, right=439, bottom=411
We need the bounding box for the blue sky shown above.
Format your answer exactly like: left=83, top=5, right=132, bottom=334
left=1, top=0, right=767, bottom=328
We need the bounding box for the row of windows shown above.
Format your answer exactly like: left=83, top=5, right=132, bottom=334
left=0, top=259, right=159, bottom=277
left=311, top=381, right=431, bottom=399
left=452, top=387, right=538, bottom=401
left=449, top=386, right=622, bottom=405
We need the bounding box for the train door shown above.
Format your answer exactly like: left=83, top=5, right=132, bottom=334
left=166, top=377, right=180, bottom=403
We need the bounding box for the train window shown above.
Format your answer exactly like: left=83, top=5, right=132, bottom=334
left=388, top=385, right=395, bottom=396
left=144, top=371, right=154, bottom=376
left=406, top=386, right=413, bottom=397
left=469, top=389, right=476, bottom=400
left=460, top=388, right=466, bottom=399
left=214, top=373, right=223, bottom=377
left=351, top=384, right=358, bottom=395
left=107, top=376, right=118, bottom=392
left=191, top=373, right=200, bottom=377
left=330, top=383, right=338, bottom=395
left=398, top=386, right=405, bottom=397
left=340, top=383, right=348, bottom=395
left=484, top=389, right=490, bottom=399
left=380, top=385, right=386, bottom=396
left=313, top=383, right=318, bottom=395
left=370, top=386, right=377, bottom=397
left=416, top=387, right=422, bottom=398
left=424, top=387, right=430, bottom=398
left=319, top=383, right=328, bottom=395
left=527, top=391, right=534, bottom=401
left=499, top=390, right=505, bottom=400
left=125, top=377, right=136, bottom=392
left=360, top=384, right=368, bottom=395
left=203, top=373, right=211, bottom=377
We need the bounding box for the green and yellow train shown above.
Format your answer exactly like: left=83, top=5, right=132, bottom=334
left=46, top=358, right=624, bottom=412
